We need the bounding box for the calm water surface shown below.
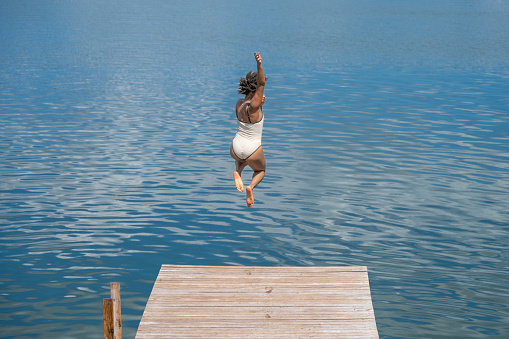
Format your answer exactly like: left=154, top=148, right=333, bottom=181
left=1, top=0, right=509, bottom=338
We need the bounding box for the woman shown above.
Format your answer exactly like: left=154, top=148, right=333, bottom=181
left=230, top=52, right=267, bottom=207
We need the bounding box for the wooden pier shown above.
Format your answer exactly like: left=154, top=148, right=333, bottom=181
left=136, top=265, right=378, bottom=338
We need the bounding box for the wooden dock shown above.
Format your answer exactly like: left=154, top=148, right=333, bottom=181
left=136, top=265, right=378, bottom=338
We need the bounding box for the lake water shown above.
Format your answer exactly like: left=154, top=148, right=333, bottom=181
left=1, top=0, right=509, bottom=338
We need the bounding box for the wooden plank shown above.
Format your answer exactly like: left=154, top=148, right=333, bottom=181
left=140, top=308, right=376, bottom=320
left=103, top=298, right=114, bottom=339
left=137, top=326, right=379, bottom=339
left=110, top=282, right=122, bottom=339
left=136, top=265, right=378, bottom=338
left=162, top=266, right=368, bottom=272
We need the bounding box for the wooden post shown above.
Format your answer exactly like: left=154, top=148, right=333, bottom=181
left=110, top=282, right=122, bottom=339
left=103, top=298, right=114, bottom=339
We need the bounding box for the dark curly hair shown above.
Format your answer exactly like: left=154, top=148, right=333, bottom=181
left=238, top=71, right=267, bottom=95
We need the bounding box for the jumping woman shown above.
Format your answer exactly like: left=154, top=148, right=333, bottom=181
left=230, top=52, right=267, bottom=207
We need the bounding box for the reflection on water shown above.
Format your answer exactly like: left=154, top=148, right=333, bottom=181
left=1, top=0, right=509, bottom=338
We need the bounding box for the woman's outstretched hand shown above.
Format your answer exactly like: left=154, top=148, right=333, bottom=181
left=254, top=52, right=262, bottom=65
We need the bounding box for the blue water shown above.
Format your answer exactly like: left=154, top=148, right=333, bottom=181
left=1, top=0, right=509, bottom=338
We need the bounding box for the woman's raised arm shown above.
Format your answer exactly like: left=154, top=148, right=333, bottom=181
left=248, top=52, right=265, bottom=113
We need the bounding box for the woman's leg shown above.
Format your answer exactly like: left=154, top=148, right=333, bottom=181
left=245, top=146, right=266, bottom=207
left=230, top=145, right=248, bottom=192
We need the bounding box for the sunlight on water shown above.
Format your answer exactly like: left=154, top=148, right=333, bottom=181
left=1, top=0, right=509, bottom=338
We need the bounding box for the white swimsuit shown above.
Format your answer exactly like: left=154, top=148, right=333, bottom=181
left=232, top=114, right=264, bottom=160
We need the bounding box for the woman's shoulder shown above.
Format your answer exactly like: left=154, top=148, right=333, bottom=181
left=236, top=98, right=246, bottom=107
left=236, top=98, right=250, bottom=111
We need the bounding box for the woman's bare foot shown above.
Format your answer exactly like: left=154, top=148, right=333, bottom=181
left=246, top=186, right=254, bottom=207
left=233, top=171, right=244, bottom=192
